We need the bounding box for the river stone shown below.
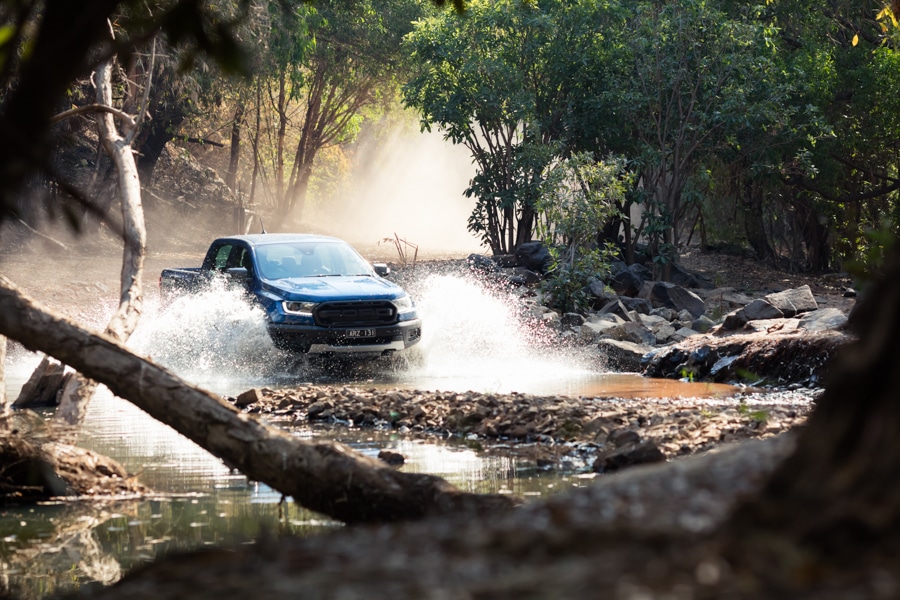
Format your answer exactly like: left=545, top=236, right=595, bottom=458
left=597, top=339, right=652, bottom=372
left=592, top=440, right=666, bottom=473
left=798, top=307, right=848, bottom=331
left=377, top=450, right=406, bottom=467
left=234, top=388, right=263, bottom=408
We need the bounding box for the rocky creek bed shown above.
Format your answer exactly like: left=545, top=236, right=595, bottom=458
left=236, top=385, right=817, bottom=474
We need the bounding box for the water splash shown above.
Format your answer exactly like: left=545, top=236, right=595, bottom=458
left=129, top=280, right=281, bottom=385
left=399, top=274, right=598, bottom=394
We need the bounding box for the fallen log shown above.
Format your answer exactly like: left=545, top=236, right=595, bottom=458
left=0, top=277, right=517, bottom=522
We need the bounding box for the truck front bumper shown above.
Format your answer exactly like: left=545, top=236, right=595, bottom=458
left=268, top=318, right=422, bottom=355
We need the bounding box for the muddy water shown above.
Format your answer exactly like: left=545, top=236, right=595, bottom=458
left=1, top=270, right=742, bottom=598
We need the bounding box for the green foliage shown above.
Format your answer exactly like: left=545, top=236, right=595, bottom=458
left=403, top=0, right=566, bottom=254
left=536, top=153, right=626, bottom=313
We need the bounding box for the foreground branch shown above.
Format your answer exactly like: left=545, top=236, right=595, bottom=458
left=0, top=278, right=516, bottom=523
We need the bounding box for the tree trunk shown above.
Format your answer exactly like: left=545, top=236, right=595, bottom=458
left=725, top=245, right=900, bottom=563
left=0, top=335, right=6, bottom=413
left=55, top=56, right=146, bottom=426
left=0, top=278, right=516, bottom=524
left=225, top=104, right=244, bottom=192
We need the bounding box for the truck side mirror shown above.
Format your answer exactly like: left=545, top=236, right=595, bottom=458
left=373, top=262, right=390, bottom=277
left=225, top=267, right=249, bottom=282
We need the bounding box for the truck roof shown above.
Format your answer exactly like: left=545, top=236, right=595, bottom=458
left=217, top=233, right=343, bottom=247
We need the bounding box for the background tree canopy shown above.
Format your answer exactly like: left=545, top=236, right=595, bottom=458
left=403, top=0, right=900, bottom=276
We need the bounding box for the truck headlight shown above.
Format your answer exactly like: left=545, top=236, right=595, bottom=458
left=283, top=301, right=317, bottom=315
left=393, top=295, right=414, bottom=313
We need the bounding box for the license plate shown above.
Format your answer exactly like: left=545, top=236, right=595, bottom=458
left=346, top=329, right=376, bottom=338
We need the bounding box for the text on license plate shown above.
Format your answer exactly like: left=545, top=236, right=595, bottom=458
left=346, top=329, right=376, bottom=338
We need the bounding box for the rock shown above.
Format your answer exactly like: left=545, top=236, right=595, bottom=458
left=636, top=314, right=669, bottom=329
left=721, top=308, right=750, bottom=330
left=610, top=263, right=652, bottom=296
left=667, top=263, right=715, bottom=289
left=743, top=298, right=785, bottom=321
left=515, top=241, right=552, bottom=273
left=720, top=285, right=819, bottom=331
left=582, top=320, right=619, bottom=340
left=691, top=315, right=716, bottom=333
left=745, top=319, right=800, bottom=334
left=798, top=308, right=848, bottom=331
left=598, top=299, right=636, bottom=322
left=650, top=307, right=677, bottom=321
left=508, top=267, right=542, bottom=285
left=670, top=327, right=699, bottom=342
left=639, top=281, right=706, bottom=318
left=467, top=254, right=500, bottom=273
left=597, top=339, right=653, bottom=372
left=12, top=357, right=68, bottom=408
left=561, top=313, right=586, bottom=327
left=377, top=450, right=406, bottom=467
left=589, top=280, right=618, bottom=305
left=700, top=287, right=753, bottom=307
left=609, top=429, right=641, bottom=448
left=592, top=440, right=666, bottom=473
left=843, top=287, right=857, bottom=298
left=652, top=324, right=677, bottom=344
left=308, top=399, right=335, bottom=417
left=604, top=322, right=657, bottom=346
left=234, top=388, right=263, bottom=408
left=762, top=285, right=818, bottom=317
left=619, top=296, right=652, bottom=314
left=587, top=312, right=625, bottom=325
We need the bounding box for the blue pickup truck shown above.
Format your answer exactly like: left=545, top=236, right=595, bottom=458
left=159, top=233, right=422, bottom=356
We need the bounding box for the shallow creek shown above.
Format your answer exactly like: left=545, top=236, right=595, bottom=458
left=1, top=273, right=751, bottom=597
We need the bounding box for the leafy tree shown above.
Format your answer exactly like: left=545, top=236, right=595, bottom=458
left=593, top=0, right=811, bottom=273
left=403, top=0, right=566, bottom=255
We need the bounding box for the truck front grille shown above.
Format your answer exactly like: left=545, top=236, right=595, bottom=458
left=314, top=301, right=397, bottom=327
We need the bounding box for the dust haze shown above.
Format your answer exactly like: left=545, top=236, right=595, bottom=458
left=305, top=128, right=483, bottom=258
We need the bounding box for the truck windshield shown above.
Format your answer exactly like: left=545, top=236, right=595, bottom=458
left=255, top=241, right=375, bottom=279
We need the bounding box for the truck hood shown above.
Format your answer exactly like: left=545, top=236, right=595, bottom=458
left=262, top=275, right=405, bottom=302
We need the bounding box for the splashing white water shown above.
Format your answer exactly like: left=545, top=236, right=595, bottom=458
left=129, top=280, right=280, bottom=385
left=401, top=274, right=597, bottom=393
left=123, top=273, right=600, bottom=396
